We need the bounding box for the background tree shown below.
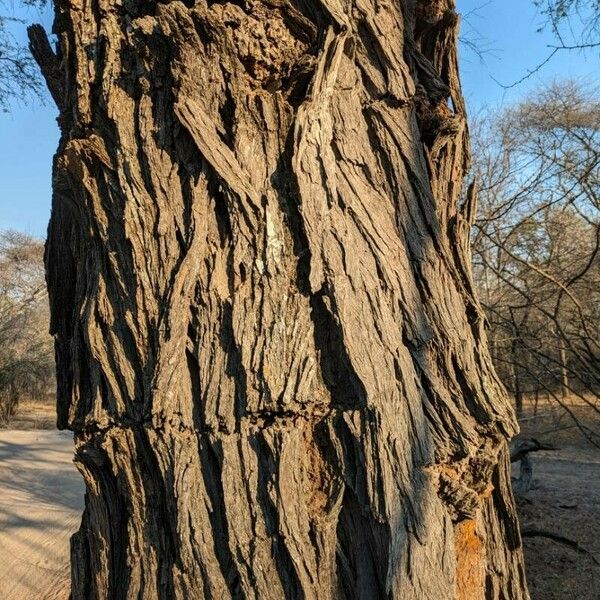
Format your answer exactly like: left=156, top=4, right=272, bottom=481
left=470, top=81, right=600, bottom=440
left=0, top=1, right=46, bottom=110
left=31, top=1, right=529, bottom=598
left=0, top=230, right=54, bottom=424
left=535, top=0, right=600, bottom=46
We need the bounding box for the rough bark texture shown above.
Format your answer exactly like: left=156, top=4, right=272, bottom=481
left=32, top=0, right=529, bottom=598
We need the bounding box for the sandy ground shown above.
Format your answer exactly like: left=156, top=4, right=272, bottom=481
left=0, top=429, right=83, bottom=600
left=516, top=402, right=600, bottom=599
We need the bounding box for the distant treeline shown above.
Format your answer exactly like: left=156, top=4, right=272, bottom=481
left=469, top=81, right=600, bottom=428
left=0, top=231, right=54, bottom=425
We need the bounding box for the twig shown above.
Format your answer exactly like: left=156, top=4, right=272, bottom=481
left=493, top=42, right=600, bottom=89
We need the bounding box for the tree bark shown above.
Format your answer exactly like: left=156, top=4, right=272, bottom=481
left=32, top=1, right=528, bottom=598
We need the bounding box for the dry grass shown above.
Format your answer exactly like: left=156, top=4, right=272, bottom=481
left=3, top=396, right=57, bottom=430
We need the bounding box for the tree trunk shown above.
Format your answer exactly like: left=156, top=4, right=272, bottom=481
left=559, top=337, right=569, bottom=400
left=31, top=1, right=528, bottom=598
left=511, top=337, right=523, bottom=419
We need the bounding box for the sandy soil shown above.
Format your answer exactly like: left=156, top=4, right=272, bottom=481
left=515, top=401, right=600, bottom=599
left=0, top=429, right=83, bottom=600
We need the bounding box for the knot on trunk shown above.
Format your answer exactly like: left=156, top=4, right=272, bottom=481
left=429, top=449, right=498, bottom=521
left=204, top=1, right=317, bottom=93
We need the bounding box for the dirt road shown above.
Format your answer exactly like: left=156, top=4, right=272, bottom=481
left=0, top=430, right=83, bottom=600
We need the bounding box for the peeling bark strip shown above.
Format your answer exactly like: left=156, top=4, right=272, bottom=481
left=31, top=0, right=529, bottom=598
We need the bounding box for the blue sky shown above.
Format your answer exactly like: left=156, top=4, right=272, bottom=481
left=0, top=0, right=597, bottom=237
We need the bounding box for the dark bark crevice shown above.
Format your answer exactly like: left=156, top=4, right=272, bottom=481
left=198, top=438, right=245, bottom=598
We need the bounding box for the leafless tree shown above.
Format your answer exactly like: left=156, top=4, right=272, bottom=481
left=470, top=81, right=600, bottom=441
left=0, top=0, right=47, bottom=110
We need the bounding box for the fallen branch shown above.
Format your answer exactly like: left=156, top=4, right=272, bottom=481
left=511, top=438, right=555, bottom=495
left=521, top=527, right=600, bottom=567
left=510, top=438, right=555, bottom=463
left=517, top=412, right=554, bottom=422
